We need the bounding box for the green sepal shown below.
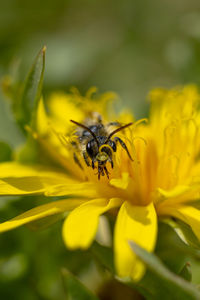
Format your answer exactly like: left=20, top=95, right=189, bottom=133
left=61, top=268, right=99, bottom=300
left=179, top=262, right=192, bottom=282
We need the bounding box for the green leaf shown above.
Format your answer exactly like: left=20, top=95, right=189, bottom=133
left=61, top=268, right=99, bottom=300
left=91, top=242, right=114, bottom=273
left=18, top=46, right=46, bottom=130
left=179, top=262, right=192, bottom=282
left=0, top=142, right=12, bottom=162
left=129, top=241, right=200, bottom=300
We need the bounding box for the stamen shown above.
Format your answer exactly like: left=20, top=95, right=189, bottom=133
left=86, top=87, right=98, bottom=99
left=25, top=124, right=72, bottom=172
left=49, top=125, right=69, bottom=148
left=127, top=138, right=141, bottom=179
left=69, top=86, right=81, bottom=97
left=185, top=118, right=199, bottom=141
left=24, top=125, right=38, bottom=139
left=163, top=124, right=177, bottom=153
left=133, top=118, right=148, bottom=129
left=133, top=136, right=147, bottom=146
left=170, top=154, right=180, bottom=183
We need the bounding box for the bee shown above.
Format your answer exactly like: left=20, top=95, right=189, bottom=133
left=70, top=115, right=133, bottom=180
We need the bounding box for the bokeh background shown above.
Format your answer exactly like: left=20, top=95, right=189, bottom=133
left=1, top=1, right=200, bottom=299
left=2, top=0, right=200, bottom=147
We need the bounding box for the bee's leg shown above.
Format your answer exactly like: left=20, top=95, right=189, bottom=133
left=98, top=167, right=101, bottom=180
left=114, top=137, right=133, bottom=161
left=83, top=151, right=90, bottom=167
left=73, top=153, right=83, bottom=169
left=104, top=166, right=110, bottom=179
left=108, top=158, right=114, bottom=168
left=92, top=159, right=95, bottom=169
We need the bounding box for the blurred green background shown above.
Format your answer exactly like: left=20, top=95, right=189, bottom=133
left=2, top=0, right=200, bottom=147
left=1, top=1, right=200, bottom=299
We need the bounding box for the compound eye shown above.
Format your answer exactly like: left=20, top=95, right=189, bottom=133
left=86, top=141, right=94, bottom=158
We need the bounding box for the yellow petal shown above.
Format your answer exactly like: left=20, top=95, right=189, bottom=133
left=114, top=201, right=157, bottom=281
left=48, top=92, right=84, bottom=131
left=110, top=172, right=130, bottom=189
left=45, top=182, right=98, bottom=198
left=63, top=198, right=122, bottom=249
left=0, top=178, right=44, bottom=195
left=158, top=205, right=200, bottom=241
left=0, top=162, right=74, bottom=196
left=156, top=183, right=200, bottom=206
left=0, top=162, right=68, bottom=179
left=0, top=199, right=84, bottom=232
left=157, top=185, right=190, bottom=199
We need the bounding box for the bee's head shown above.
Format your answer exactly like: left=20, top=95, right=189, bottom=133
left=96, top=144, right=113, bottom=164
left=96, top=152, right=109, bottom=164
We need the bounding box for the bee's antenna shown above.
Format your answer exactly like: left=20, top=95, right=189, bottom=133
left=70, top=120, right=99, bottom=146
left=105, top=122, right=133, bottom=142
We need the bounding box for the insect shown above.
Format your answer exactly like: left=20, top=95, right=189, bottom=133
left=70, top=116, right=133, bottom=180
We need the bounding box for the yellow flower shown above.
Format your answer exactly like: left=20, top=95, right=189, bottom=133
left=0, top=85, right=200, bottom=281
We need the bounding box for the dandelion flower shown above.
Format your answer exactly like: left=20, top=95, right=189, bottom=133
left=0, top=85, right=200, bottom=281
